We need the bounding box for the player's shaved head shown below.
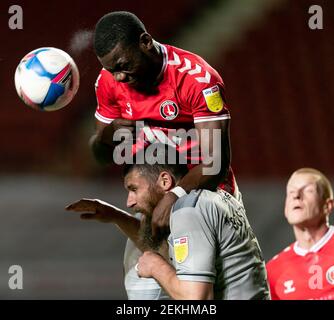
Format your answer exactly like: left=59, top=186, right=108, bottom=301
left=290, top=168, right=333, bottom=201
left=94, top=11, right=146, bottom=57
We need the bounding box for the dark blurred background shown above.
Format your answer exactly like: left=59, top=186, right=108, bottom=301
left=0, top=0, right=333, bottom=299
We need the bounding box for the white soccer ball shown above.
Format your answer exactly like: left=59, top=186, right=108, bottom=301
left=14, top=47, right=80, bottom=111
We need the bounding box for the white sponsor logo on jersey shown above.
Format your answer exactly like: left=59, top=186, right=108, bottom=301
left=283, top=280, right=296, bottom=294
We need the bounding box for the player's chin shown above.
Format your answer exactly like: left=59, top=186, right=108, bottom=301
left=287, top=216, right=307, bottom=226
left=128, top=82, right=144, bottom=92
left=129, top=79, right=156, bottom=92
left=135, top=208, right=151, bottom=217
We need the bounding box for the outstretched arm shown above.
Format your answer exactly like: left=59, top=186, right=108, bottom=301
left=66, top=199, right=142, bottom=249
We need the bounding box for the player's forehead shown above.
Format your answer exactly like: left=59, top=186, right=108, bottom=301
left=287, top=173, right=318, bottom=190
left=98, top=42, right=133, bottom=69
left=124, top=168, right=148, bottom=188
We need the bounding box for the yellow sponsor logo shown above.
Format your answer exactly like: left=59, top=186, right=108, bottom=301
left=203, top=85, right=224, bottom=113
left=174, top=237, right=188, bottom=263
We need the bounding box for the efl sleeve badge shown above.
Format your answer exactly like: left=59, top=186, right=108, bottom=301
left=202, top=85, right=224, bottom=113
left=173, top=236, right=189, bottom=263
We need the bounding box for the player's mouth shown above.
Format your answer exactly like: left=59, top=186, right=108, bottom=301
left=125, top=74, right=140, bottom=85
left=127, top=79, right=138, bottom=86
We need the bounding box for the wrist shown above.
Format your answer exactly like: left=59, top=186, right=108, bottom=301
left=169, top=186, right=187, bottom=198
left=151, top=254, right=167, bottom=276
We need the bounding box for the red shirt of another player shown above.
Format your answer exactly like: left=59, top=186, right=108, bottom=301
left=95, top=42, right=238, bottom=196
left=266, top=226, right=334, bottom=300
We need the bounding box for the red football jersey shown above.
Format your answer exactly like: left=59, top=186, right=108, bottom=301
left=94, top=42, right=237, bottom=196
left=266, top=226, right=334, bottom=300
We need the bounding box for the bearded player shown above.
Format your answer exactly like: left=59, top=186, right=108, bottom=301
left=90, top=11, right=242, bottom=299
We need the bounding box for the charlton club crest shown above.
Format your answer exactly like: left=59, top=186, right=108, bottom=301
left=160, top=100, right=179, bottom=120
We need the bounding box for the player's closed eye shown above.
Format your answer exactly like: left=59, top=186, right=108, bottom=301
left=305, top=188, right=316, bottom=194
left=287, top=190, right=297, bottom=196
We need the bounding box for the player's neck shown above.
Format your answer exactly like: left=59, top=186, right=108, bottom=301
left=293, top=223, right=329, bottom=250
left=152, top=41, right=164, bottom=83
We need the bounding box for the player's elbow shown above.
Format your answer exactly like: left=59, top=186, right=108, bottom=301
left=90, top=135, right=114, bottom=165
left=174, top=281, right=214, bottom=300
left=180, top=292, right=213, bottom=300
left=201, top=163, right=228, bottom=191
left=202, top=150, right=230, bottom=182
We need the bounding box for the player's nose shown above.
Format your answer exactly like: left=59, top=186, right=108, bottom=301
left=292, top=190, right=302, bottom=200
left=126, top=194, right=136, bottom=208
left=113, top=72, right=127, bottom=82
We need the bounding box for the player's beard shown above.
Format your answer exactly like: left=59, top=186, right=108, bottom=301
left=137, top=185, right=166, bottom=251
left=138, top=215, right=164, bottom=251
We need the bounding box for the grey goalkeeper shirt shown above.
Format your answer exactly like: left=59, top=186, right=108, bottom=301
left=168, top=189, right=270, bottom=300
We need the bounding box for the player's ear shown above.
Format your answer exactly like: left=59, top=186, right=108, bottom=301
left=324, top=198, right=334, bottom=215
left=157, top=171, right=173, bottom=191
left=139, top=32, right=153, bottom=51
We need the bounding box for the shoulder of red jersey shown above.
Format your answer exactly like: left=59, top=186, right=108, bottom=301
left=162, top=44, right=230, bottom=124
left=95, top=68, right=116, bottom=89
left=164, top=44, right=221, bottom=78
left=95, top=68, right=121, bottom=123
left=266, top=243, right=296, bottom=270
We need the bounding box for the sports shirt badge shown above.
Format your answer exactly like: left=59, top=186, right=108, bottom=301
left=326, top=265, right=334, bottom=285
left=160, top=100, right=179, bottom=120
left=173, top=236, right=188, bottom=263
left=202, top=85, right=224, bottom=112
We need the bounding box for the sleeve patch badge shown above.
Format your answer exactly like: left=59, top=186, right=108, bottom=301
left=202, top=85, right=224, bottom=113
left=173, top=236, right=188, bottom=263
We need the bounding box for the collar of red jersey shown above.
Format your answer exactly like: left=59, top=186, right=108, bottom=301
left=155, top=41, right=168, bottom=80
left=293, top=225, right=334, bottom=256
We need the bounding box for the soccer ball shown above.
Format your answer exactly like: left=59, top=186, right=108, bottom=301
left=14, top=47, right=80, bottom=111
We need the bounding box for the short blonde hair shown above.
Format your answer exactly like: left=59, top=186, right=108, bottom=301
left=292, top=168, right=333, bottom=200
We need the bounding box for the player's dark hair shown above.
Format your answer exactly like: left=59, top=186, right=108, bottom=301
left=94, top=11, right=146, bottom=57
left=123, top=144, right=189, bottom=185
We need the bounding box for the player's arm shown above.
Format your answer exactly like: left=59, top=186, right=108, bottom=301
left=141, top=206, right=216, bottom=299
left=65, top=198, right=143, bottom=249
left=90, top=120, right=113, bottom=165
left=151, top=118, right=230, bottom=237
left=91, top=70, right=136, bottom=164
left=90, top=119, right=136, bottom=165
left=178, top=118, right=230, bottom=192
left=138, top=251, right=214, bottom=300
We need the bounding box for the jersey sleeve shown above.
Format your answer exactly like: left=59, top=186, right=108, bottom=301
left=170, top=206, right=216, bottom=283
left=180, top=64, right=231, bottom=124
left=94, top=69, right=121, bottom=124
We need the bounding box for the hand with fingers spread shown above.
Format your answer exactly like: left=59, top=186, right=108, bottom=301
left=65, top=198, right=128, bottom=223
left=66, top=198, right=141, bottom=246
